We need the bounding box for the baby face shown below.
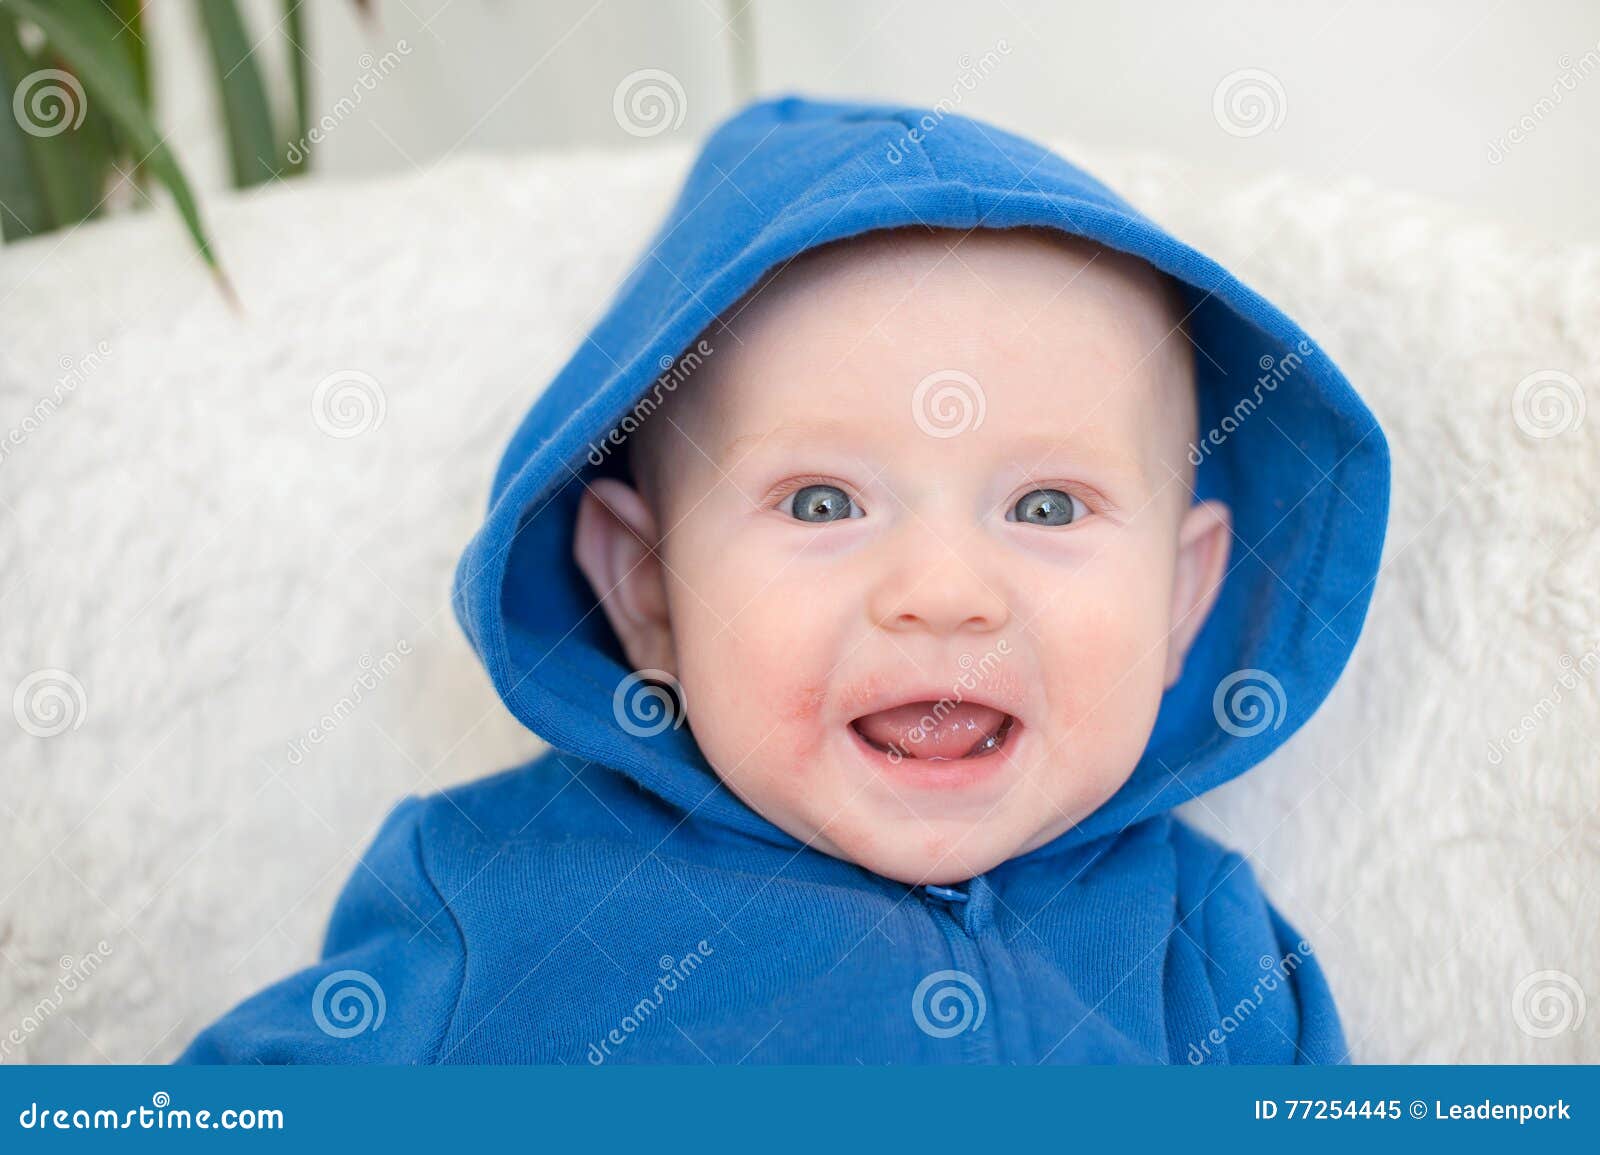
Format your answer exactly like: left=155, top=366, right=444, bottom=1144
left=575, top=228, right=1230, bottom=885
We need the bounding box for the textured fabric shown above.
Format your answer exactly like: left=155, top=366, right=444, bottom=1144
left=178, top=95, right=1389, bottom=1065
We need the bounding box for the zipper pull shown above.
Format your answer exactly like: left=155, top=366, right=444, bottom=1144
left=923, top=883, right=969, bottom=905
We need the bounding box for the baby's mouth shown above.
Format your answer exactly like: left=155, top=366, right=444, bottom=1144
left=848, top=701, right=1018, bottom=761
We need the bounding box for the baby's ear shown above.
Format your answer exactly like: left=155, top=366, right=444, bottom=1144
left=573, top=479, right=677, bottom=678
left=1163, top=499, right=1232, bottom=688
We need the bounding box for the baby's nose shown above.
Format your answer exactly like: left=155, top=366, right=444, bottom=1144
left=868, top=543, right=1010, bottom=636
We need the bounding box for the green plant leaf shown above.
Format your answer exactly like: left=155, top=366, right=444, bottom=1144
left=196, top=0, right=279, bottom=188
left=0, top=0, right=226, bottom=284
left=0, top=15, right=52, bottom=238
left=101, top=0, right=149, bottom=108
left=99, top=0, right=151, bottom=196
left=282, top=0, right=308, bottom=173
left=0, top=11, right=119, bottom=234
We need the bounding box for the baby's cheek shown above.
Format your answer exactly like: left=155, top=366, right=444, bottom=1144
left=706, top=608, right=833, bottom=762
left=1044, top=588, right=1168, bottom=740
left=781, top=679, right=829, bottom=727
left=743, top=628, right=829, bottom=735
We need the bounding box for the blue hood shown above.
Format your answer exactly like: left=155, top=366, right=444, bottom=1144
left=179, top=96, right=1386, bottom=1067
left=452, top=95, right=1389, bottom=854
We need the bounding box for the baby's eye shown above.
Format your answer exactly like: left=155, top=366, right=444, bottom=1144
left=1008, top=488, right=1085, bottom=526
left=786, top=483, right=861, bottom=523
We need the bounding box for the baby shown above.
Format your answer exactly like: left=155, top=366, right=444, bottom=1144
left=180, top=96, right=1389, bottom=1065
left=579, top=225, right=1229, bottom=889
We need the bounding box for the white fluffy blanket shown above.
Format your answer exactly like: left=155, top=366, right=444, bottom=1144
left=1, top=141, right=1595, bottom=1064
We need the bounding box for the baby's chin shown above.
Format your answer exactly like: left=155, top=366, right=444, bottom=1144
left=809, top=817, right=1041, bottom=887
left=703, top=716, right=1139, bottom=885
left=775, top=751, right=1132, bottom=885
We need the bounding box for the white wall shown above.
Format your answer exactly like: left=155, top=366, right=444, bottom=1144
left=148, top=0, right=1599, bottom=244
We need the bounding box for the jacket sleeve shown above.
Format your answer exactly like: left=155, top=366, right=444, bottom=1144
left=175, top=796, right=466, bottom=1064
left=1196, top=849, right=1348, bottom=1064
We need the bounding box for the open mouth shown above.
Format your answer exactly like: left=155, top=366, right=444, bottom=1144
left=848, top=700, right=1019, bottom=762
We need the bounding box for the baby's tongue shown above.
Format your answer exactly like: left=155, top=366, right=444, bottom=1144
left=853, top=700, right=1007, bottom=760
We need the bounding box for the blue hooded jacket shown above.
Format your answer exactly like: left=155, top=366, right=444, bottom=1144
left=180, top=96, right=1388, bottom=1065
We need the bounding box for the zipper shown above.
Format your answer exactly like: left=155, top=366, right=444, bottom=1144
left=919, top=879, right=998, bottom=1064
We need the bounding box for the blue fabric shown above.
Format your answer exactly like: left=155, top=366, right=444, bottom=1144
left=180, top=95, right=1388, bottom=1065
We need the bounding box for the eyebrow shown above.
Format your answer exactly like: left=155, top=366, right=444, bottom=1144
left=717, top=422, right=1150, bottom=481
left=1001, top=433, right=1146, bottom=477
left=717, top=421, right=866, bottom=464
